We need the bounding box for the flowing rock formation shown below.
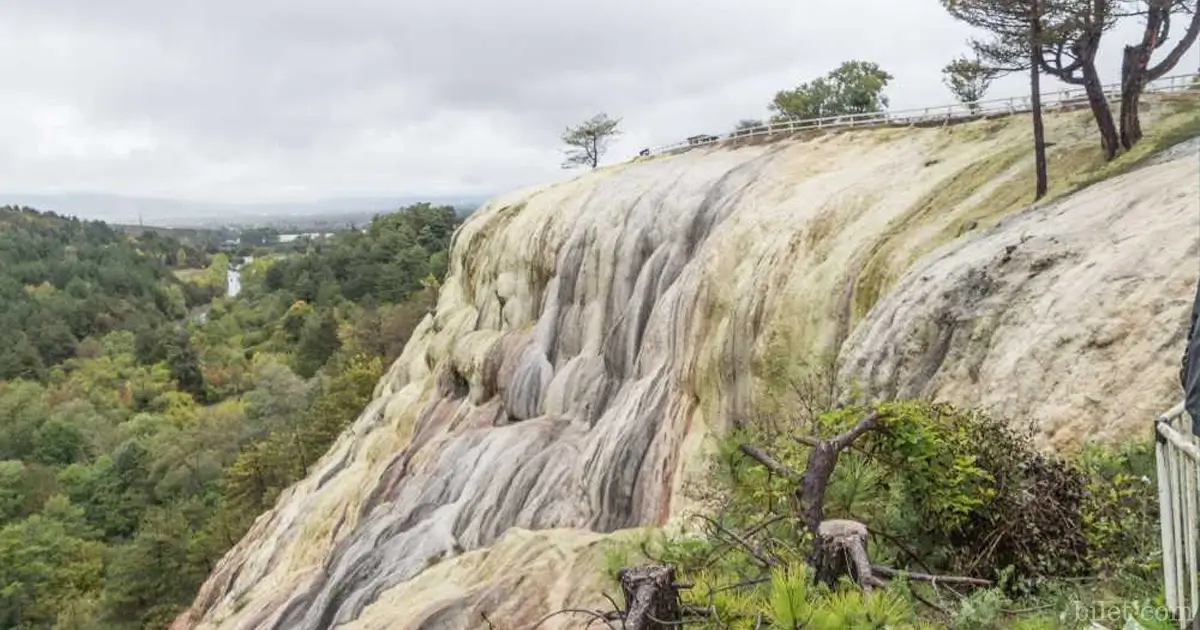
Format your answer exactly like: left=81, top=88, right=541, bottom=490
left=174, top=100, right=1200, bottom=630
left=839, top=138, right=1200, bottom=447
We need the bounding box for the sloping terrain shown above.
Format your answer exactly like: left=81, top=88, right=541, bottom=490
left=839, top=138, right=1200, bottom=448
left=173, top=98, right=1200, bottom=630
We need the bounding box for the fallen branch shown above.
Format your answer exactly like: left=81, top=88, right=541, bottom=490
left=696, top=515, right=773, bottom=568
left=708, top=575, right=772, bottom=595
left=529, top=608, right=621, bottom=629
left=871, top=565, right=992, bottom=587
left=794, top=435, right=821, bottom=448
left=908, top=589, right=950, bottom=615
left=860, top=524, right=934, bottom=573
left=741, top=514, right=788, bottom=539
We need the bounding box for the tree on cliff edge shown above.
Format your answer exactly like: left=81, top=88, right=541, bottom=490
left=561, top=113, right=622, bottom=169
left=942, top=55, right=1000, bottom=112
left=1117, top=0, right=1200, bottom=149
left=1036, top=0, right=1122, bottom=159
left=943, top=0, right=1050, bottom=200
left=769, top=61, right=893, bottom=121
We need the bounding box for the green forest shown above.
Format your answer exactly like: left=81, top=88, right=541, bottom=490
left=0, top=203, right=460, bottom=629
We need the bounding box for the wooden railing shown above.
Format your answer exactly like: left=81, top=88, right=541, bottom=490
left=1156, top=402, right=1200, bottom=629
left=648, top=73, right=1199, bottom=156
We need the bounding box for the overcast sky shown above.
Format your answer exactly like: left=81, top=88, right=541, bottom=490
left=0, top=1, right=1194, bottom=205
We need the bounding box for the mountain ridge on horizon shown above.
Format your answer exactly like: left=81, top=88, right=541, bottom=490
left=0, top=191, right=489, bottom=228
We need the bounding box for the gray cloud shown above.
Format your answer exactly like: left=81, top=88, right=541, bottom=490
left=0, top=0, right=1190, bottom=206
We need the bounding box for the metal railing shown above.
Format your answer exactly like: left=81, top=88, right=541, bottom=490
left=649, top=73, right=1200, bottom=155
left=1157, top=402, right=1200, bottom=629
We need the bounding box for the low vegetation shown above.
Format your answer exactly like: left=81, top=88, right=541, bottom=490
left=589, top=356, right=1170, bottom=629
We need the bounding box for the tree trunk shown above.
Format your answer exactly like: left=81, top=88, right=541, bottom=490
left=742, top=411, right=884, bottom=586
left=795, top=439, right=839, bottom=534
left=792, top=412, right=883, bottom=535
left=1030, top=6, right=1048, bottom=201
left=1119, top=1, right=1200, bottom=150
left=1081, top=59, right=1119, bottom=160
left=1033, top=0, right=1116, bottom=160
left=812, top=519, right=876, bottom=589
left=619, top=566, right=681, bottom=630
left=1120, top=43, right=1151, bottom=150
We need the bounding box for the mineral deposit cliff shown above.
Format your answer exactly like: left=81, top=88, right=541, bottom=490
left=173, top=98, right=1200, bottom=630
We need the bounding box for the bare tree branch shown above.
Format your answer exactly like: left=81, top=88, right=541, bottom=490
left=696, top=515, right=774, bottom=568
left=530, top=609, right=620, bottom=630
left=831, top=411, right=883, bottom=451
left=738, top=444, right=797, bottom=478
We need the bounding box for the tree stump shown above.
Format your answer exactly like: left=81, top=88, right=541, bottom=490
left=619, top=565, right=681, bottom=629
left=812, top=519, right=876, bottom=589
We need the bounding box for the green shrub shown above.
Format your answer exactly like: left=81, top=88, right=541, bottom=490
left=624, top=393, right=1164, bottom=627
left=1077, top=442, right=1160, bottom=578
left=681, top=564, right=931, bottom=629
left=602, top=346, right=1165, bottom=627
left=951, top=588, right=1007, bottom=630
left=709, top=399, right=1092, bottom=592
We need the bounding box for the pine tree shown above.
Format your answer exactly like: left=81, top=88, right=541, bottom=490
left=943, top=0, right=1050, bottom=199
left=561, top=113, right=622, bottom=169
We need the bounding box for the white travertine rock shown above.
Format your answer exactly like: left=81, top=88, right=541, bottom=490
left=837, top=142, right=1200, bottom=449
left=173, top=101, right=1200, bottom=630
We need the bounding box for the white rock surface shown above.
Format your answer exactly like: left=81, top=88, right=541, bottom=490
left=839, top=152, right=1200, bottom=449
left=172, top=101, right=1200, bottom=630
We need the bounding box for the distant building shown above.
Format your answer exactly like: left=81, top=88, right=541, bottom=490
left=278, top=232, right=335, bottom=243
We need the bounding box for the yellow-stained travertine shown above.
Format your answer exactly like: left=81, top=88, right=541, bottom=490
left=173, top=98, right=1200, bottom=630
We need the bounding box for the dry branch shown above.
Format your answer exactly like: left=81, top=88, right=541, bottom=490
left=871, top=565, right=993, bottom=587
left=696, top=515, right=773, bottom=568
left=738, top=444, right=796, bottom=478
left=529, top=608, right=620, bottom=629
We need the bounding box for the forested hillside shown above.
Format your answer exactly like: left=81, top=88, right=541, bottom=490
left=0, top=203, right=459, bottom=629
left=0, top=207, right=210, bottom=381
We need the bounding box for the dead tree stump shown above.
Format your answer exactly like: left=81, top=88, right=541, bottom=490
left=812, top=519, right=877, bottom=589
left=619, top=565, right=681, bottom=629
left=740, top=412, right=888, bottom=590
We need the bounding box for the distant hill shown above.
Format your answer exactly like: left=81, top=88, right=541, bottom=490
left=0, top=192, right=487, bottom=229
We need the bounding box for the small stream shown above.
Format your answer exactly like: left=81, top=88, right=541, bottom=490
left=227, top=268, right=242, bottom=298
left=226, top=256, right=253, bottom=299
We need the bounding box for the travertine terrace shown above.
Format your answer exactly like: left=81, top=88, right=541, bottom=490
left=173, top=99, right=1200, bottom=630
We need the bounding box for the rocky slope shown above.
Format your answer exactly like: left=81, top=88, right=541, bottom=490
left=839, top=138, right=1200, bottom=447
left=174, top=99, right=1200, bottom=630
